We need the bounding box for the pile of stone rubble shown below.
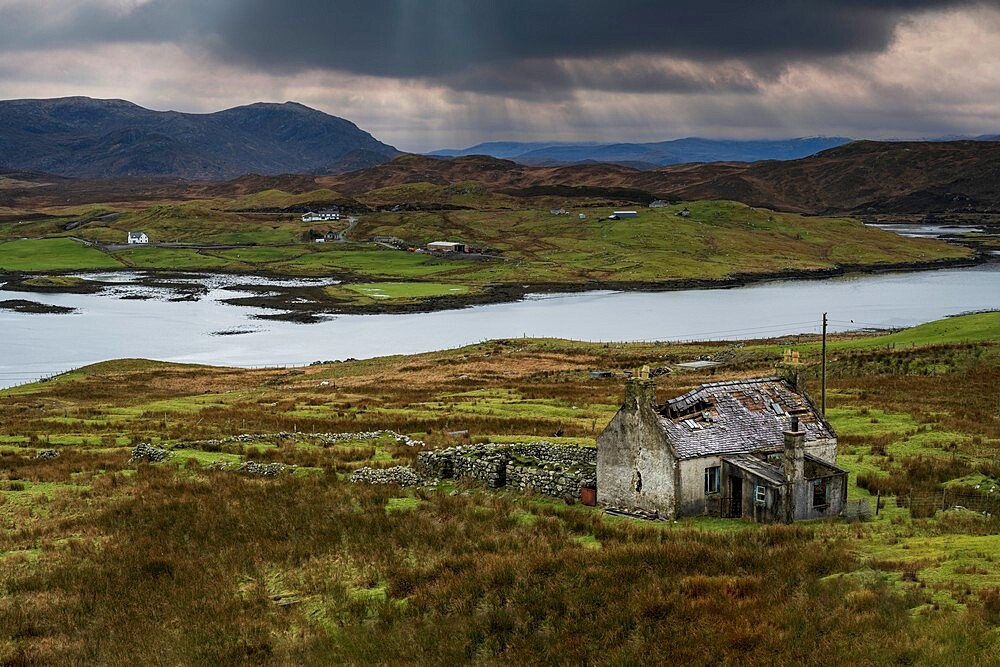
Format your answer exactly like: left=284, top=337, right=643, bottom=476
left=349, top=466, right=421, bottom=487
left=128, top=443, right=171, bottom=463
left=180, top=430, right=425, bottom=449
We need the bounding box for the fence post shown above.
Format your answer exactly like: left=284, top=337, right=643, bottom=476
left=942, top=488, right=947, bottom=512
left=875, top=490, right=881, bottom=516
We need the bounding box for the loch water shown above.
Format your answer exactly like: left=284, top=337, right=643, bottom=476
left=2, top=263, right=998, bottom=388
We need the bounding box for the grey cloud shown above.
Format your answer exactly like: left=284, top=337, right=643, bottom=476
left=439, top=58, right=762, bottom=99
left=0, top=0, right=983, bottom=96
left=210, top=1, right=976, bottom=74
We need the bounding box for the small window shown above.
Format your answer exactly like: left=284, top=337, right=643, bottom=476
left=704, top=466, right=721, bottom=495
left=812, top=478, right=829, bottom=508
left=754, top=484, right=766, bottom=505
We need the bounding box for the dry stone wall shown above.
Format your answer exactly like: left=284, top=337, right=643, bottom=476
left=129, top=443, right=171, bottom=463
left=415, top=442, right=596, bottom=499
left=182, top=430, right=425, bottom=450
left=350, top=466, right=422, bottom=487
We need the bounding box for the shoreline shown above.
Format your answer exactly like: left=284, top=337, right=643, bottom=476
left=220, top=253, right=989, bottom=321
left=0, top=252, right=984, bottom=324
left=0, top=253, right=989, bottom=321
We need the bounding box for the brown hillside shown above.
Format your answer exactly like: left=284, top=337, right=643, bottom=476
left=320, top=141, right=1000, bottom=213
left=659, top=140, right=1000, bottom=213
left=3, top=141, right=998, bottom=214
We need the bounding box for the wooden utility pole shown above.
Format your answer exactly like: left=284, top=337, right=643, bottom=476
left=821, top=312, right=828, bottom=417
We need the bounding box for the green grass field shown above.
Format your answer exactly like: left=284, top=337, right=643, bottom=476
left=1, top=196, right=971, bottom=297
left=354, top=200, right=971, bottom=284
left=0, top=238, right=123, bottom=271
left=333, top=281, right=474, bottom=304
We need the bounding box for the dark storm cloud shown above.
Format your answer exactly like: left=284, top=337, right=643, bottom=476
left=0, top=0, right=984, bottom=95
left=208, top=0, right=977, bottom=88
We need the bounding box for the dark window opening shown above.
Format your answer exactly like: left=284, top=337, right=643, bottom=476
left=704, top=466, right=721, bottom=495
left=635, top=471, right=642, bottom=493
left=812, top=478, right=829, bottom=508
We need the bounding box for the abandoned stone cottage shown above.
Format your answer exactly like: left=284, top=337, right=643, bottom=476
left=596, top=373, right=847, bottom=522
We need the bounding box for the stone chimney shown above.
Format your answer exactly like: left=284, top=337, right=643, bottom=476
left=783, top=415, right=806, bottom=523
left=776, top=349, right=804, bottom=391
left=624, top=366, right=656, bottom=412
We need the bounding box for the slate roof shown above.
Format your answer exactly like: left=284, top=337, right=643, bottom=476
left=722, top=454, right=786, bottom=485
left=722, top=452, right=846, bottom=486
left=658, top=377, right=834, bottom=460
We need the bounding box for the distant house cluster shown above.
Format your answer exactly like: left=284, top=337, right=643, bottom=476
left=127, top=232, right=148, bottom=244
left=301, top=208, right=340, bottom=222
left=550, top=208, right=587, bottom=220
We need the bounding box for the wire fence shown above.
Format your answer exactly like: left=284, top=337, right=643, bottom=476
left=902, top=489, right=1000, bottom=518
left=853, top=489, right=1000, bottom=519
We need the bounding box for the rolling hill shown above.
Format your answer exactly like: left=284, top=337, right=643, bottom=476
left=658, top=140, right=1000, bottom=214
left=335, top=141, right=1000, bottom=214
left=0, top=97, right=400, bottom=180
left=3, top=139, right=999, bottom=216
left=429, top=137, right=853, bottom=167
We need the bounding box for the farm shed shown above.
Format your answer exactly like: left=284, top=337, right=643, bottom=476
left=426, top=241, right=467, bottom=252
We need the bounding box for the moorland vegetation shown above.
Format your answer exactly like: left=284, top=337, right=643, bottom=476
left=0, top=313, right=997, bottom=663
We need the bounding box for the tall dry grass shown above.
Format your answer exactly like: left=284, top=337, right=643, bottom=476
left=0, top=468, right=996, bottom=665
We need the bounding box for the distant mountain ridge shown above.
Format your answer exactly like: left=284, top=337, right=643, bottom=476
left=331, top=140, right=1000, bottom=214
left=428, top=137, right=854, bottom=167
left=0, top=97, right=400, bottom=180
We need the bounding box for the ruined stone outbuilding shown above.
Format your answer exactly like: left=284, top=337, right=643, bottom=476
left=596, top=372, right=846, bottom=522
left=416, top=442, right=596, bottom=501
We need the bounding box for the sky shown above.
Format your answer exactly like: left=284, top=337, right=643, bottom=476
left=0, top=0, right=998, bottom=152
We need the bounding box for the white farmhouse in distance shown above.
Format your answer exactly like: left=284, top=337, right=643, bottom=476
left=127, top=232, right=149, bottom=244
left=302, top=208, right=340, bottom=222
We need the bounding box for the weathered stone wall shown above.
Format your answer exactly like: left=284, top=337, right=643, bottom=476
left=596, top=378, right=678, bottom=518
left=415, top=449, right=454, bottom=480
left=507, top=465, right=597, bottom=499
left=415, top=442, right=596, bottom=498
left=450, top=447, right=509, bottom=488
left=129, top=443, right=171, bottom=463
left=805, top=439, right=837, bottom=465
left=182, top=430, right=425, bottom=450
left=350, top=466, right=421, bottom=487
left=677, top=456, right=723, bottom=516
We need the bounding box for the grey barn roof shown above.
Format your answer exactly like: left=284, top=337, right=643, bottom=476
left=723, top=452, right=847, bottom=487
left=722, top=454, right=787, bottom=485
left=658, top=377, right=834, bottom=460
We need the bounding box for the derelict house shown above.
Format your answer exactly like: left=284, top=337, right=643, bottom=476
left=596, top=372, right=847, bottom=522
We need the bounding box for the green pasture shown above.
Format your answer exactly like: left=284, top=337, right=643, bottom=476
left=0, top=238, right=122, bottom=271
